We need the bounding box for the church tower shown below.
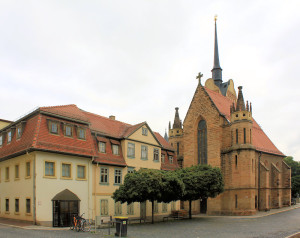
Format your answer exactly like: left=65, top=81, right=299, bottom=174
left=168, top=107, right=184, bottom=167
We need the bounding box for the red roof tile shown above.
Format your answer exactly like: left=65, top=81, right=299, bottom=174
left=40, top=104, right=90, bottom=123
left=161, top=150, right=179, bottom=171
left=154, top=132, right=174, bottom=151
left=204, top=87, right=284, bottom=156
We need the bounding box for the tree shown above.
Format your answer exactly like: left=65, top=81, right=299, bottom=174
left=177, top=165, right=224, bottom=219
left=292, top=175, right=300, bottom=197
left=112, top=169, right=184, bottom=224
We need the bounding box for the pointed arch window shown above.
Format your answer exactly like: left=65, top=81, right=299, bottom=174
left=198, top=120, right=207, bottom=164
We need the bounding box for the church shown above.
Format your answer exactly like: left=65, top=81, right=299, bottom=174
left=168, top=18, right=291, bottom=215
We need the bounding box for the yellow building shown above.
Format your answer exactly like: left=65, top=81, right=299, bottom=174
left=0, top=105, right=179, bottom=226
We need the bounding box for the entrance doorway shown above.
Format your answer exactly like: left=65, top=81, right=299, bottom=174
left=52, top=189, right=80, bottom=227
left=200, top=198, right=207, bottom=214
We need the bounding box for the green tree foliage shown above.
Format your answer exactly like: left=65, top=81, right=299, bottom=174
left=177, top=165, right=224, bottom=219
left=292, top=175, right=300, bottom=197
left=112, top=169, right=184, bottom=223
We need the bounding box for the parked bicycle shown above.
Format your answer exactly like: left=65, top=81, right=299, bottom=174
left=70, top=213, right=91, bottom=232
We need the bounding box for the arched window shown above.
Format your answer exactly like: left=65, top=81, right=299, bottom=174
left=197, top=120, right=207, bottom=164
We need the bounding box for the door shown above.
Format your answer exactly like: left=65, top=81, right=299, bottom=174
left=52, top=201, right=79, bottom=227
left=140, top=202, right=146, bottom=219
left=200, top=198, right=207, bottom=214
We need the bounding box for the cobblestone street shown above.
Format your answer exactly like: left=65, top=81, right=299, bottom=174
left=1, top=207, right=300, bottom=238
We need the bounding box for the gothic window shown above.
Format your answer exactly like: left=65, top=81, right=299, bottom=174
left=197, top=120, right=207, bottom=165
left=236, top=129, right=238, bottom=144
left=243, top=128, right=246, bottom=144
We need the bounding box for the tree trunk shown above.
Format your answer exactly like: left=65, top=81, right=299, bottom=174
left=151, top=200, right=154, bottom=224
left=189, top=200, right=192, bottom=219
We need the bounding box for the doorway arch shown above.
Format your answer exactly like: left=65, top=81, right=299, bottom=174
left=52, top=189, right=80, bottom=227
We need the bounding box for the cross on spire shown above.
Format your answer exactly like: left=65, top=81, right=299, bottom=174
left=196, top=72, right=203, bottom=85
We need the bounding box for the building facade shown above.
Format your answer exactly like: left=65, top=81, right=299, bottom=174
left=168, top=19, right=291, bottom=215
left=0, top=105, right=179, bottom=226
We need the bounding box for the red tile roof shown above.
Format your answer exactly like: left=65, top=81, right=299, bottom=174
left=204, top=87, right=284, bottom=156
left=40, top=104, right=90, bottom=123
left=161, top=150, right=179, bottom=171
left=154, top=132, right=174, bottom=151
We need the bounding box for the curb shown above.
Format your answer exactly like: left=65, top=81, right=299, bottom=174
left=285, top=231, right=300, bottom=238
left=0, top=222, right=69, bottom=231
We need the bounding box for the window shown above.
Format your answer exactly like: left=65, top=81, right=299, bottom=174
left=78, top=128, right=86, bottom=140
left=177, top=142, right=180, bottom=155
left=100, top=167, right=109, bottom=184
left=235, top=155, right=238, bottom=168
left=236, top=129, right=239, bottom=144
left=25, top=162, right=31, bottom=178
left=154, top=201, right=158, bottom=213
left=62, top=163, right=71, bottom=178
left=16, top=126, right=22, bottom=139
left=250, top=129, right=252, bottom=143
left=197, top=120, right=207, bottom=164
left=127, top=167, right=135, bottom=174
left=5, top=199, right=9, bottom=212
left=114, top=169, right=122, bottom=184
left=15, top=165, right=19, bottom=179
left=171, top=201, right=176, bottom=211
left=141, top=145, right=148, bottom=160
left=169, top=156, right=173, bottom=164
left=15, top=199, right=19, bottom=213
left=5, top=167, right=9, bottom=181
left=235, top=194, right=238, bottom=209
left=50, top=121, right=59, bottom=134
left=115, top=201, right=122, bottom=215
left=244, top=128, right=246, bottom=144
left=127, top=203, right=134, bottom=215
left=100, top=200, right=108, bottom=216
left=153, top=148, right=159, bottom=162
left=65, top=125, right=72, bottom=137
left=161, top=154, right=165, bottom=163
left=162, top=203, right=168, bottom=213
left=142, top=127, right=148, bottom=136
left=0, top=134, right=3, bottom=146
left=7, top=131, right=12, bottom=143
left=26, top=199, right=31, bottom=214
left=77, top=165, right=86, bottom=179
left=99, top=142, right=106, bottom=153
left=112, top=145, right=119, bottom=155
left=45, top=161, right=55, bottom=177
left=127, top=143, right=135, bottom=158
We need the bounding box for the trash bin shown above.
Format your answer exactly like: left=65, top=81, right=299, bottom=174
left=114, top=216, right=128, bottom=237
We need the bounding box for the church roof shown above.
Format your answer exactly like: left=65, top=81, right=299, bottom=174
left=204, top=87, right=284, bottom=156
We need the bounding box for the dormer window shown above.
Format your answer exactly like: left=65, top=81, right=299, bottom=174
left=78, top=128, right=86, bottom=140
left=16, top=125, right=22, bottom=139
left=142, top=127, right=148, bottom=136
left=112, top=144, right=119, bottom=155
left=64, top=125, right=73, bottom=137
left=50, top=121, right=59, bottom=134
left=99, top=142, right=106, bottom=153
left=169, top=156, right=173, bottom=164
left=7, top=131, right=12, bottom=143
left=161, top=154, right=165, bottom=163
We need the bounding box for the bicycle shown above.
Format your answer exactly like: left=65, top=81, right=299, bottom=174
left=70, top=213, right=91, bottom=232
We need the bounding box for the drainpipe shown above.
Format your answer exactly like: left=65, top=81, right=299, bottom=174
left=28, top=150, right=36, bottom=225
left=258, top=152, right=262, bottom=211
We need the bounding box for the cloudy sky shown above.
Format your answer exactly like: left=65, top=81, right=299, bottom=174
left=1, top=0, right=299, bottom=160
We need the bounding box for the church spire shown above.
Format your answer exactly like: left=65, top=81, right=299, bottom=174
left=173, top=107, right=182, bottom=129
left=211, top=15, right=222, bottom=85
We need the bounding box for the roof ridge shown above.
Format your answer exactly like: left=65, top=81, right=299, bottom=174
left=40, top=104, right=77, bottom=110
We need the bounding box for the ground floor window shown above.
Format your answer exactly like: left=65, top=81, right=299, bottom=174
left=26, top=199, right=31, bottom=214
left=100, top=199, right=108, bottom=216
left=127, top=203, right=134, bottom=215
left=15, top=199, right=19, bottom=213
left=5, top=199, right=9, bottom=212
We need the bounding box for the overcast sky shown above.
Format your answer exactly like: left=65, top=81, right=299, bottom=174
left=1, top=0, right=299, bottom=160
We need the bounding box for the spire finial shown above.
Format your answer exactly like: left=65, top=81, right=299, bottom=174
left=173, top=107, right=182, bottom=129
left=236, top=86, right=246, bottom=111
left=214, top=15, right=218, bottom=22
left=211, top=15, right=222, bottom=85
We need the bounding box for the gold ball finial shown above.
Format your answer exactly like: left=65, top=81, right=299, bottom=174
left=214, top=15, right=218, bottom=22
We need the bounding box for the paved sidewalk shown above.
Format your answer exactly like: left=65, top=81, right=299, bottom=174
left=0, top=203, right=299, bottom=231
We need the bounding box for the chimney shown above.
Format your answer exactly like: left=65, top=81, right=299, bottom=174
left=109, top=115, right=115, bottom=120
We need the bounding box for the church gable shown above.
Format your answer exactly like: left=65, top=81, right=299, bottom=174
left=183, top=84, right=224, bottom=168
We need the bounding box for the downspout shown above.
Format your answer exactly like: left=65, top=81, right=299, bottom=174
left=258, top=152, right=262, bottom=211
left=28, top=150, right=37, bottom=225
